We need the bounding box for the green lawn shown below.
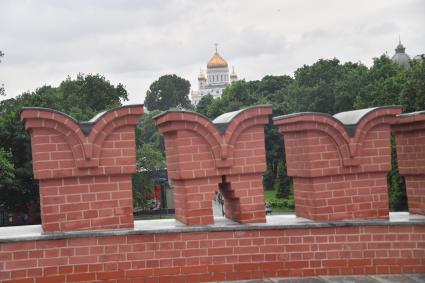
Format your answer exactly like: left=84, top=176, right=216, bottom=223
left=264, top=190, right=294, bottom=212
left=264, top=190, right=277, bottom=202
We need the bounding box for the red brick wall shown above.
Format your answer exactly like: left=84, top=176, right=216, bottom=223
left=393, top=112, right=425, bottom=215
left=0, top=224, right=424, bottom=282
left=274, top=107, right=401, bottom=221
left=154, top=106, right=272, bottom=225
left=4, top=105, right=425, bottom=282
left=293, top=173, right=389, bottom=221
left=20, top=105, right=144, bottom=232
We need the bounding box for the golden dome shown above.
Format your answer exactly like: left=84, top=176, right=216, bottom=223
left=207, top=52, right=228, bottom=68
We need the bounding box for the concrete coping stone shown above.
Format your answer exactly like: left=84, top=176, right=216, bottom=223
left=154, top=105, right=272, bottom=134
left=0, top=212, right=423, bottom=243
left=397, top=110, right=425, bottom=117
left=213, top=105, right=271, bottom=133
left=332, top=107, right=378, bottom=125
left=274, top=106, right=400, bottom=137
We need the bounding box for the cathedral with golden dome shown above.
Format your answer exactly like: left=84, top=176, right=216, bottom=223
left=191, top=45, right=238, bottom=105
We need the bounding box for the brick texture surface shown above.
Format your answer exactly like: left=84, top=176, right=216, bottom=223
left=0, top=225, right=424, bottom=282
left=393, top=112, right=425, bottom=215
left=154, top=106, right=272, bottom=225
left=274, top=107, right=401, bottom=221
left=20, top=105, right=144, bottom=232
left=5, top=104, right=425, bottom=282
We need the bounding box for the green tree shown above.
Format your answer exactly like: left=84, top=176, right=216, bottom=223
left=56, top=73, right=128, bottom=120
left=144, top=74, right=191, bottom=111
left=400, top=58, right=425, bottom=112
left=196, top=94, right=215, bottom=117
left=262, top=170, right=275, bottom=191
left=252, top=75, right=291, bottom=101
left=274, top=161, right=291, bottom=199
left=282, top=59, right=368, bottom=115
left=0, top=109, right=38, bottom=211
left=333, top=62, right=369, bottom=113
left=138, top=144, right=166, bottom=172
left=0, top=147, right=15, bottom=190
left=283, top=59, right=342, bottom=114
left=354, top=55, right=406, bottom=109
left=263, top=124, right=285, bottom=190
left=220, top=80, right=259, bottom=109
left=0, top=74, right=129, bottom=212
left=136, top=110, right=164, bottom=151
left=0, top=147, right=25, bottom=213
left=259, top=75, right=293, bottom=116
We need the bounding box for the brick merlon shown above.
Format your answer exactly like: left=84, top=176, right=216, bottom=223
left=20, top=104, right=144, bottom=168
left=274, top=106, right=401, bottom=162
left=154, top=105, right=272, bottom=161
left=21, top=104, right=144, bottom=136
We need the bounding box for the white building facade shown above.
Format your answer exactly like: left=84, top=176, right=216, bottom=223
left=191, top=48, right=238, bottom=105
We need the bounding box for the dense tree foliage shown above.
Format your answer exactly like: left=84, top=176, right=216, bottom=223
left=354, top=56, right=406, bottom=109
left=0, top=74, right=128, bottom=212
left=400, top=59, right=425, bottom=112
left=195, top=94, right=214, bottom=117
left=282, top=59, right=369, bottom=114
left=144, top=74, right=191, bottom=111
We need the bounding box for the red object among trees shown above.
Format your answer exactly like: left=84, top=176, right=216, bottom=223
left=154, top=184, right=161, bottom=201
left=20, top=105, right=144, bottom=232
left=274, top=107, right=402, bottom=221
left=154, top=106, right=272, bottom=225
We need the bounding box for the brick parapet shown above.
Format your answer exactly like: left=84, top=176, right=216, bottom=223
left=0, top=219, right=424, bottom=282
left=20, top=105, right=144, bottom=233
left=155, top=106, right=272, bottom=225
left=392, top=111, right=425, bottom=215
left=274, top=107, right=402, bottom=221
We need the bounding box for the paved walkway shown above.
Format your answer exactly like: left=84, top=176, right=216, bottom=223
left=220, top=274, right=425, bottom=283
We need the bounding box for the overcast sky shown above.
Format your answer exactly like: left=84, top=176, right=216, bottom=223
left=1, top=0, right=424, bottom=104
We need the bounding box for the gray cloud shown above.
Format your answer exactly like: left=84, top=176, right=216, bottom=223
left=365, top=23, right=398, bottom=36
